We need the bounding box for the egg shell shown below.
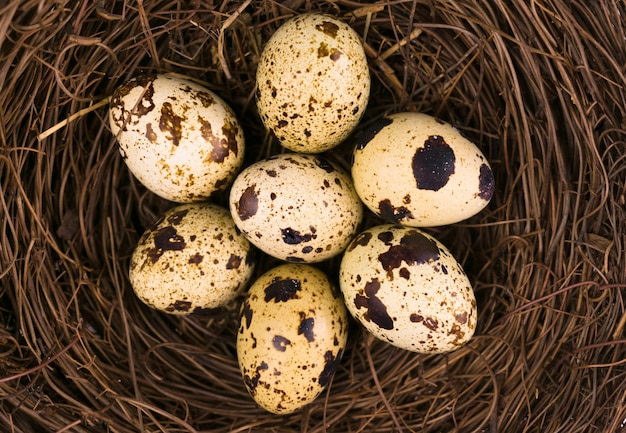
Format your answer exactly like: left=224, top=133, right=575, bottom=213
left=351, top=112, right=495, bottom=227
left=256, top=13, right=370, bottom=153
left=129, top=203, right=255, bottom=314
left=237, top=264, right=348, bottom=414
left=109, top=74, right=245, bottom=203
left=228, top=153, right=363, bottom=263
left=339, top=224, right=477, bottom=353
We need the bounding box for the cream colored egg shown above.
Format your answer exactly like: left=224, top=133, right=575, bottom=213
left=237, top=264, right=348, bottom=414
left=129, top=203, right=255, bottom=314
left=256, top=13, right=370, bottom=153
left=109, top=74, right=245, bottom=202
left=228, top=153, right=363, bottom=263
left=339, top=224, right=477, bottom=353
left=351, top=112, right=495, bottom=227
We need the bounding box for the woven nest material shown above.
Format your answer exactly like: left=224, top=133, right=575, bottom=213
left=1, top=1, right=626, bottom=431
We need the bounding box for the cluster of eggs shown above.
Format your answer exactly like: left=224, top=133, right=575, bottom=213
left=109, top=13, right=494, bottom=415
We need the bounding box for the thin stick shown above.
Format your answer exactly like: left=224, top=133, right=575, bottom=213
left=218, top=0, right=252, bottom=80
left=37, top=97, right=110, bottom=141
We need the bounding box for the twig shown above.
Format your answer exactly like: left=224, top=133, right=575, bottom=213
left=37, top=97, right=111, bottom=141
left=218, top=0, right=252, bottom=80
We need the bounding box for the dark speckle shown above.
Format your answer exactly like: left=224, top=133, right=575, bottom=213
left=315, top=21, right=339, bottom=38
left=412, top=135, right=455, bottom=191
left=410, top=313, right=423, bottom=323
left=266, top=169, right=277, bottom=177
left=166, top=209, right=189, bottom=225
left=237, top=185, right=258, bottom=220
left=241, top=299, right=253, bottom=329
left=478, top=163, right=495, bottom=201
left=226, top=254, right=242, bottom=269
left=298, top=315, right=315, bottom=342
left=329, top=48, right=342, bottom=61
left=378, top=230, right=440, bottom=274
left=455, top=312, right=468, bottom=325
left=272, top=335, right=291, bottom=352
left=281, top=227, right=313, bottom=244
left=423, top=317, right=438, bottom=331
left=159, top=102, right=183, bottom=146
left=354, top=279, right=393, bottom=330
left=377, top=231, right=394, bottom=245
left=348, top=231, right=372, bottom=252
left=399, top=268, right=410, bottom=279
left=147, top=226, right=186, bottom=263
left=354, top=117, right=393, bottom=150
left=264, top=277, right=301, bottom=302
left=188, top=253, right=203, bottom=264
left=318, top=349, right=343, bottom=387
left=378, top=199, right=413, bottom=223
left=165, top=300, right=192, bottom=312
left=244, top=361, right=268, bottom=395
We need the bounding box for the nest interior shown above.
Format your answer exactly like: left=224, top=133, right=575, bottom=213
left=1, top=0, right=626, bottom=432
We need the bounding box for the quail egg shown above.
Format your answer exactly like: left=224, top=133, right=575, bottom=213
left=339, top=224, right=477, bottom=353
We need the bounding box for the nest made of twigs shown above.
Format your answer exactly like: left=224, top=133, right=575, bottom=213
left=2, top=1, right=626, bottom=432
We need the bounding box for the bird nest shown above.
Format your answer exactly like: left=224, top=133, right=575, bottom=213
left=1, top=1, right=626, bottom=431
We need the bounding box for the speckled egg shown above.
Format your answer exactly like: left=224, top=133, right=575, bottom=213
left=109, top=74, right=245, bottom=202
left=129, top=203, right=255, bottom=314
left=256, top=13, right=370, bottom=153
left=339, top=224, right=477, bottom=353
left=351, top=112, right=495, bottom=227
left=237, top=264, right=348, bottom=414
left=228, top=153, right=363, bottom=263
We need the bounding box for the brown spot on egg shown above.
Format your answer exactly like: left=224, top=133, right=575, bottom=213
left=165, top=300, right=192, bottom=312
left=298, top=315, right=315, bottom=342
left=244, top=361, right=268, bottom=395
left=455, top=312, right=468, bottom=324
left=448, top=324, right=465, bottom=344
left=272, top=335, right=291, bottom=352
left=412, top=135, right=456, bottom=191
left=354, top=279, right=394, bottom=330
left=237, top=185, right=258, bottom=220
left=318, top=42, right=330, bottom=58
left=226, top=254, right=242, bottom=269
left=264, top=277, right=301, bottom=302
left=281, top=227, right=313, bottom=245
left=145, top=123, right=157, bottom=142
left=266, top=169, right=277, bottom=177
left=423, top=317, right=439, bottom=331
left=194, top=90, right=215, bottom=107
left=377, top=231, right=394, bottom=245
left=220, top=119, right=240, bottom=158
left=478, top=163, right=495, bottom=201
left=147, top=226, right=186, bottom=263
left=378, top=230, right=440, bottom=274
left=348, top=231, right=372, bottom=251
left=378, top=199, right=414, bottom=223
left=241, top=299, right=253, bottom=329
left=329, top=48, right=342, bottom=61
left=399, top=268, right=410, bottom=279
left=318, top=349, right=342, bottom=387
left=166, top=208, right=189, bottom=225
left=188, top=253, right=203, bottom=264
left=315, top=20, right=339, bottom=38
left=410, top=313, right=423, bottom=323
left=159, top=102, right=183, bottom=146
left=111, top=74, right=156, bottom=123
